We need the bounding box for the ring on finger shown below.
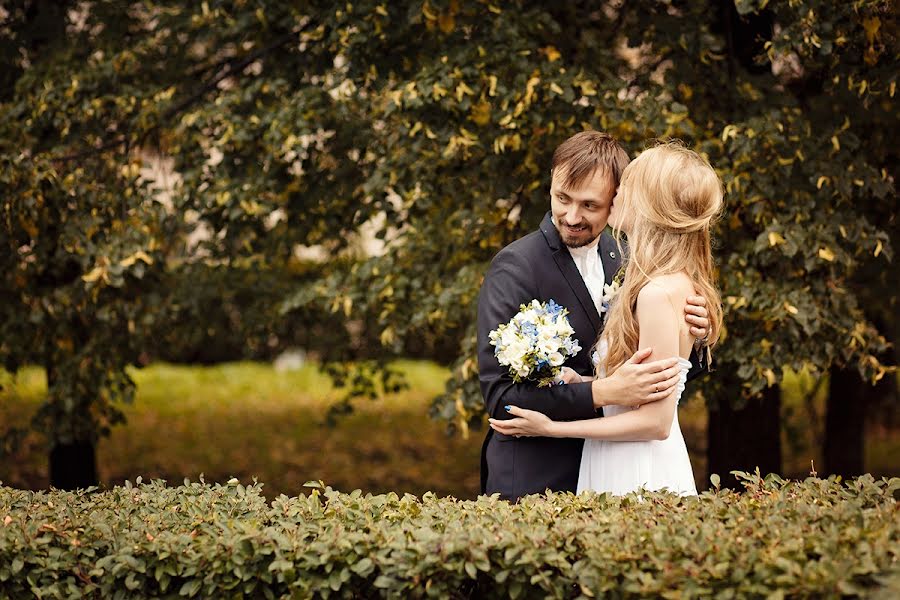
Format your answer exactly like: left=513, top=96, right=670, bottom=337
left=654, top=384, right=659, bottom=393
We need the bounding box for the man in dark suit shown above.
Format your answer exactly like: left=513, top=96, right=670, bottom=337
left=478, top=131, right=710, bottom=501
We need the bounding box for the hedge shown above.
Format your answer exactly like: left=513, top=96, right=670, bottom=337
left=0, top=473, right=898, bottom=599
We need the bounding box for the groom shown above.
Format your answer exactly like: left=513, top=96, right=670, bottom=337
left=477, top=131, right=710, bottom=501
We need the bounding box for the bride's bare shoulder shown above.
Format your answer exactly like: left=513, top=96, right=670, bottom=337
left=637, top=273, right=694, bottom=310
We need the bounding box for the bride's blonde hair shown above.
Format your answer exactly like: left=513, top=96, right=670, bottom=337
left=601, top=140, right=724, bottom=375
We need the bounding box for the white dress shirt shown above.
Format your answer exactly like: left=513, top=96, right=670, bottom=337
left=567, top=235, right=606, bottom=317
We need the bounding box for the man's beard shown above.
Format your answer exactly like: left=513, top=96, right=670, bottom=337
left=562, top=233, right=599, bottom=248
left=553, top=215, right=599, bottom=248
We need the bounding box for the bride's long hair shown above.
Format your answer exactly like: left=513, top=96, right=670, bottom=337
left=600, top=141, right=724, bottom=375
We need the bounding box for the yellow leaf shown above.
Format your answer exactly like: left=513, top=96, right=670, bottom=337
left=409, top=122, right=422, bottom=137
left=460, top=357, right=476, bottom=379
left=763, top=368, right=776, bottom=387
left=818, top=247, right=835, bottom=262
left=432, top=83, right=447, bottom=99
left=524, top=75, right=541, bottom=104
left=470, top=101, right=491, bottom=126
left=455, top=81, right=475, bottom=102
left=874, top=239, right=883, bottom=257
left=454, top=393, right=470, bottom=440
left=776, top=156, right=794, bottom=166
left=438, top=12, right=454, bottom=33
left=839, top=225, right=847, bottom=238
left=721, top=124, right=739, bottom=142
left=549, top=82, right=564, bottom=95
left=890, top=81, right=896, bottom=98
left=783, top=302, right=799, bottom=315
left=726, top=295, right=748, bottom=309
left=863, top=17, right=881, bottom=44
left=380, top=327, right=395, bottom=346
left=831, top=136, right=840, bottom=151
left=422, top=1, right=437, bottom=20
left=488, top=75, right=497, bottom=97
left=342, top=296, right=352, bottom=318
left=768, top=232, right=786, bottom=246
left=578, top=79, right=596, bottom=96
left=82, top=266, right=106, bottom=283
left=816, top=176, right=829, bottom=189
left=374, top=4, right=388, bottom=16
left=120, top=250, right=154, bottom=268
left=542, top=45, right=561, bottom=62
left=459, top=127, right=478, bottom=141
left=19, top=216, right=38, bottom=239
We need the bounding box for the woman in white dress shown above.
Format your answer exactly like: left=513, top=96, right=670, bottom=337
left=489, top=141, right=723, bottom=496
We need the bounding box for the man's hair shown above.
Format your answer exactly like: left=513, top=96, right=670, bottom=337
left=551, top=131, right=631, bottom=190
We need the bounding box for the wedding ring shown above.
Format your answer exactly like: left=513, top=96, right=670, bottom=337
left=654, top=384, right=659, bottom=393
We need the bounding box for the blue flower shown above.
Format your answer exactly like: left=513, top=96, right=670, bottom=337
left=520, top=322, right=539, bottom=338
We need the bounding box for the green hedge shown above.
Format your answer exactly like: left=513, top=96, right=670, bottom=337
left=1, top=473, right=897, bottom=599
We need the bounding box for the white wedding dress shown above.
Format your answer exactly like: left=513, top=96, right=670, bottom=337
left=577, top=340, right=697, bottom=496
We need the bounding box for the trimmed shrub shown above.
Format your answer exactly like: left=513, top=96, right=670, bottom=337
left=0, top=473, right=897, bottom=598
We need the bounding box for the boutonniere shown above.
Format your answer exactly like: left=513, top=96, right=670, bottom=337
left=600, top=266, right=626, bottom=313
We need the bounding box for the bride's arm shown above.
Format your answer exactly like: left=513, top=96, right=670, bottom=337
left=491, top=284, right=683, bottom=441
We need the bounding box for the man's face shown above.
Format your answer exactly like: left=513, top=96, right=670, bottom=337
left=550, top=167, right=616, bottom=248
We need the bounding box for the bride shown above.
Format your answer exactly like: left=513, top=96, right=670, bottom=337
left=489, top=141, right=723, bottom=496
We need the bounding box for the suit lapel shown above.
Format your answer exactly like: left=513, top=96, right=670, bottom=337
left=599, top=231, right=623, bottom=286
left=540, top=213, right=602, bottom=332
left=598, top=231, right=625, bottom=329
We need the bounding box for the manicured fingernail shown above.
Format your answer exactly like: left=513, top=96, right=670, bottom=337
left=504, top=405, right=511, bottom=412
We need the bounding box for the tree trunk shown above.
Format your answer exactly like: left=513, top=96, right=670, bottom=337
left=46, top=363, right=99, bottom=490
left=823, top=366, right=867, bottom=477
left=49, top=441, right=98, bottom=490
left=707, top=385, right=782, bottom=490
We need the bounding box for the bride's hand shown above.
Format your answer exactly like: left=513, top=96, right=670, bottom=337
left=557, top=366, right=584, bottom=384
left=489, top=406, right=557, bottom=438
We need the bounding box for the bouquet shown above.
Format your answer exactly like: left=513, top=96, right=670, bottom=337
left=489, top=299, right=582, bottom=387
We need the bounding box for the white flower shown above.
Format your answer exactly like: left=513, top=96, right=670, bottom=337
left=601, top=280, right=621, bottom=313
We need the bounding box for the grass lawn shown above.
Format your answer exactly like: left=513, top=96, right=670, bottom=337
left=0, top=361, right=481, bottom=499
left=1, top=362, right=897, bottom=499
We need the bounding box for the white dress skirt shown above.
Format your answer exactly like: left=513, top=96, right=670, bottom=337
left=577, top=342, right=698, bottom=496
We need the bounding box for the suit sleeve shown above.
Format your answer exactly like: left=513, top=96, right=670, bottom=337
left=686, top=345, right=710, bottom=382
left=477, top=249, right=597, bottom=422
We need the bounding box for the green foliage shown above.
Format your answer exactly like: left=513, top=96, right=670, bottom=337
left=0, top=473, right=898, bottom=598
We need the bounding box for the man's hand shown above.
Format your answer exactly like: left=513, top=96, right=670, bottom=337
left=684, top=295, right=710, bottom=341
left=591, top=348, right=681, bottom=409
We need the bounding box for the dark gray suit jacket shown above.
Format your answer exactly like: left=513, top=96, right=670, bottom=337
left=478, top=212, right=706, bottom=501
